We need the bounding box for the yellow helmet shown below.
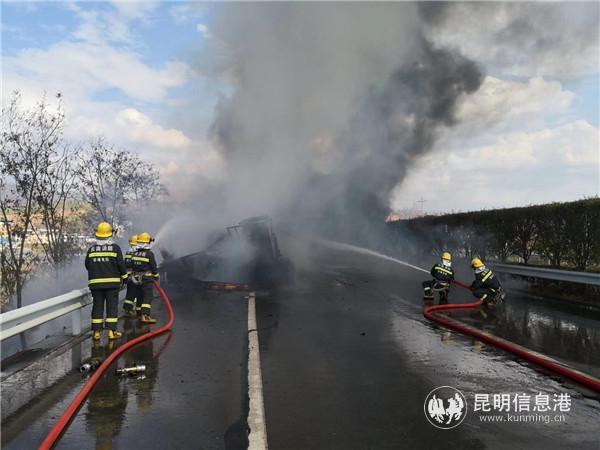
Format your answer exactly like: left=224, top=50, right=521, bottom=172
left=137, top=232, right=153, bottom=244
left=95, top=222, right=113, bottom=238
left=442, top=252, right=452, bottom=261
left=471, top=258, right=484, bottom=269
left=129, top=234, right=138, bottom=246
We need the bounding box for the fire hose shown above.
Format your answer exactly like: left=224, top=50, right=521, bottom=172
left=424, top=280, right=600, bottom=393
left=39, top=281, right=174, bottom=450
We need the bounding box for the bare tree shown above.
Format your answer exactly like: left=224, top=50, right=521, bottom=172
left=77, top=137, right=166, bottom=228
left=536, top=204, right=569, bottom=267
left=0, top=91, right=63, bottom=307
left=510, top=210, right=538, bottom=265
left=565, top=199, right=600, bottom=271
left=32, top=144, right=82, bottom=270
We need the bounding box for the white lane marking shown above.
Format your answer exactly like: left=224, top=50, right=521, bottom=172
left=247, top=292, right=268, bottom=450
left=318, top=239, right=429, bottom=274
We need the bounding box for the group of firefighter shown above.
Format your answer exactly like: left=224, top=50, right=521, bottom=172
left=85, top=218, right=504, bottom=339
left=84, top=222, right=159, bottom=341
left=422, top=252, right=506, bottom=308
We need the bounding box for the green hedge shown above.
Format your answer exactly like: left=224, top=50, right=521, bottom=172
left=386, top=198, right=600, bottom=271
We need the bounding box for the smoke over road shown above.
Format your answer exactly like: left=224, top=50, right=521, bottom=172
left=204, top=3, right=482, bottom=245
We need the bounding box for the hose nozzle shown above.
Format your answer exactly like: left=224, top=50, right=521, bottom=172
left=79, top=359, right=102, bottom=373
left=116, top=364, right=146, bottom=376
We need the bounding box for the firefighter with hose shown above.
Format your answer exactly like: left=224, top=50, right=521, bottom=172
left=130, top=232, right=159, bottom=324
left=85, top=222, right=128, bottom=341
left=422, top=252, right=454, bottom=304
left=123, top=234, right=141, bottom=318
left=470, top=258, right=505, bottom=308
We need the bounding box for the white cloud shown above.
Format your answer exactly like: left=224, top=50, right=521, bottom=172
left=73, top=11, right=132, bottom=45
left=196, top=23, right=212, bottom=39
left=170, top=3, right=205, bottom=24
left=4, top=41, right=190, bottom=103
left=109, top=1, right=159, bottom=21
left=66, top=1, right=159, bottom=46
left=115, top=108, right=191, bottom=149
left=456, top=76, right=575, bottom=133
left=1, top=3, right=209, bottom=200
left=393, top=120, right=599, bottom=213
left=391, top=64, right=598, bottom=213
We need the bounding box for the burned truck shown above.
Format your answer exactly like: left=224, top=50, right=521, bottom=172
left=160, top=216, right=293, bottom=289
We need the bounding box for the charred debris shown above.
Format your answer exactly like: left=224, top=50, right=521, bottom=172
left=160, top=216, right=293, bottom=291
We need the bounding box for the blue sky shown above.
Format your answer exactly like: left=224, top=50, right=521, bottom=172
left=2, top=1, right=227, bottom=192
left=2, top=2, right=210, bottom=62
left=1, top=2, right=599, bottom=212
left=1, top=1, right=219, bottom=131
left=566, top=75, right=599, bottom=127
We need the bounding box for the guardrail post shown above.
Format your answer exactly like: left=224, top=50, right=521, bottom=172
left=71, top=308, right=82, bottom=336
left=19, top=332, right=26, bottom=352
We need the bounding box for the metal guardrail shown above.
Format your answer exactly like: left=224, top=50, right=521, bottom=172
left=492, top=263, right=600, bottom=286
left=0, top=288, right=92, bottom=341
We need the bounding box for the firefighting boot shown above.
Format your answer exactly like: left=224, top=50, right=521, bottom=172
left=139, top=314, right=157, bottom=324
left=93, top=330, right=101, bottom=341
left=125, top=309, right=137, bottom=318
left=108, top=330, right=123, bottom=340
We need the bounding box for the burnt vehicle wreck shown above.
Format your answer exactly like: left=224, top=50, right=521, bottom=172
left=160, top=216, right=293, bottom=289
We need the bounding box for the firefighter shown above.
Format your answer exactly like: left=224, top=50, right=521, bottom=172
left=85, top=222, right=128, bottom=340
left=123, top=234, right=140, bottom=318
left=131, top=232, right=159, bottom=324
left=470, top=258, right=505, bottom=308
left=422, top=252, right=454, bottom=304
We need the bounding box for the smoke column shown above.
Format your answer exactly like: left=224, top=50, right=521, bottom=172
left=199, top=3, right=483, bottom=246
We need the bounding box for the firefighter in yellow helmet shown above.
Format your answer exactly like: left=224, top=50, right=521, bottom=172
left=123, top=235, right=141, bottom=318
left=470, top=258, right=505, bottom=308
left=422, top=252, right=454, bottom=304
left=84, top=222, right=128, bottom=340
left=130, top=232, right=159, bottom=324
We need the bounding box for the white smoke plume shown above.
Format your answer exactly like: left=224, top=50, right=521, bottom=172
left=200, top=3, right=483, bottom=246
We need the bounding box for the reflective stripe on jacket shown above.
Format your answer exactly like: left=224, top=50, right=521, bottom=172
left=130, top=248, right=159, bottom=280
left=430, top=264, right=454, bottom=283
left=85, top=242, right=127, bottom=289
left=471, top=268, right=501, bottom=291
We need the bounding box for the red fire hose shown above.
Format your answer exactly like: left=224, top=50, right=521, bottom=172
left=39, top=281, right=174, bottom=450
left=424, top=280, right=600, bottom=393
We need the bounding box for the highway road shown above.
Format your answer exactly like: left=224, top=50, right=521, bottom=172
left=2, top=239, right=600, bottom=449
left=3, top=287, right=249, bottom=450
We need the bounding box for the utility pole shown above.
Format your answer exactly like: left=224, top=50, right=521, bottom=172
left=416, top=197, right=427, bottom=217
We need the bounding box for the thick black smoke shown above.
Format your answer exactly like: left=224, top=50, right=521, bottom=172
left=306, top=43, right=482, bottom=244
left=206, top=3, right=483, bottom=245
left=419, top=2, right=599, bottom=78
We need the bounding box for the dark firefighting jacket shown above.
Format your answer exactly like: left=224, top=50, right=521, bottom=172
left=85, top=242, right=128, bottom=290
left=129, top=248, right=159, bottom=281
left=430, top=263, right=454, bottom=283
left=124, top=247, right=136, bottom=273
left=471, top=268, right=501, bottom=291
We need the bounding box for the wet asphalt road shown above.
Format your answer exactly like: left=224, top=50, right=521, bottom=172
left=257, top=240, right=600, bottom=450
left=3, top=239, right=600, bottom=449
left=3, top=286, right=249, bottom=450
